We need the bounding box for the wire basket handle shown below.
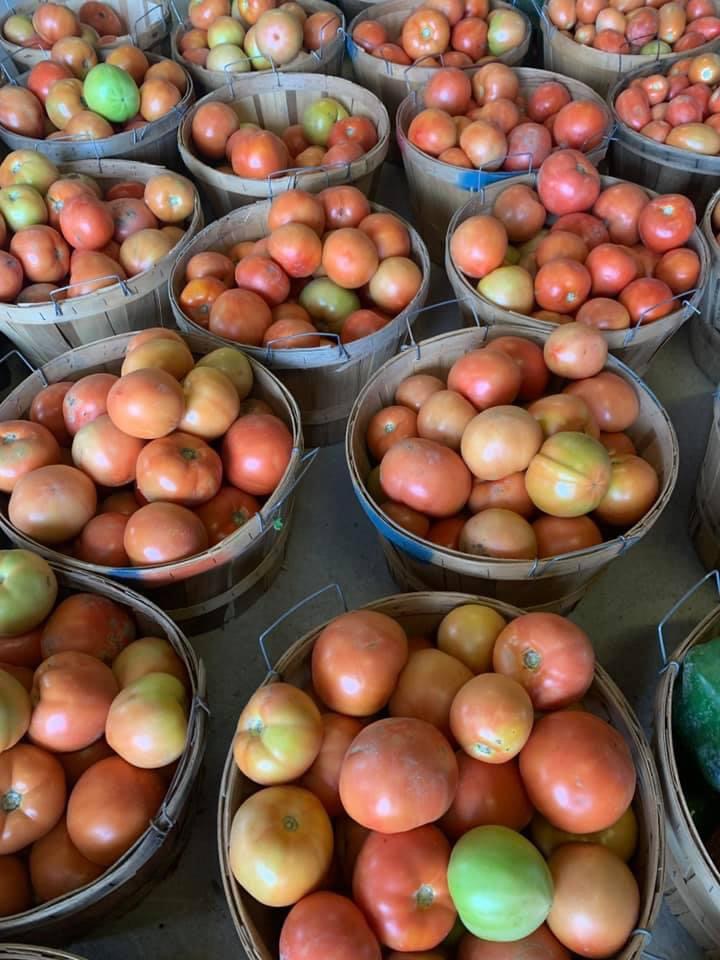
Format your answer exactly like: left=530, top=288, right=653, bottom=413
left=258, top=582, right=347, bottom=675
left=657, top=569, right=720, bottom=667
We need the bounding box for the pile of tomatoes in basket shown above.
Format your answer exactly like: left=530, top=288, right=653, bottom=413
left=546, top=0, right=720, bottom=54
left=616, top=51, right=720, bottom=155
left=0, top=549, right=191, bottom=916
left=0, top=46, right=188, bottom=142
left=364, top=325, right=660, bottom=559
left=2, top=0, right=127, bottom=50
left=450, top=149, right=700, bottom=329
left=0, top=329, right=293, bottom=566
left=0, top=152, right=195, bottom=304
left=190, top=96, right=379, bottom=179
left=407, top=64, right=608, bottom=171
left=352, top=0, right=526, bottom=66
left=178, top=186, right=422, bottom=347
left=177, top=0, right=341, bottom=71
left=229, top=603, right=642, bottom=958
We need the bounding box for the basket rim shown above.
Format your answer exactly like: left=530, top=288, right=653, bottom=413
left=217, top=589, right=665, bottom=960
left=700, top=186, right=720, bottom=258
left=344, top=321, right=679, bottom=577
left=0, top=559, right=207, bottom=934
left=0, top=330, right=305, bottom=580
left=168, top=199, right=431, bottom=365
left=0, top=948, right=86, bottom=960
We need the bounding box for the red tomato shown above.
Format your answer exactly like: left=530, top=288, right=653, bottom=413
left=592, top=182, right=649, bottom=246
left=63, top=373, right=118, bottom=436
left=534, top=258, right=592, bottom=314
left=30, top=381, right=73, bottom=446
left=389, top=648, right=472, bottom=738
left=41, top=593, right=135, bottom=662
left=135, top=432, right=222, bottom=507
left=536, top=149, right=601, bottom=215
left=124, top=501, right=209, bottom=565
left=194, top=486, right=260, bottom=545
left=638, top=194, right=696, bottom=253
left=221, top=413, right=293, bottom=496
left=447, top=349, right=522, bottom=409
left=0, top=420, right=60, bottom=493
left=441, top=752, right=533, bottom=839
left=485, top=335, right=549, bottom=401
left=450, top=673, right=534, bottom=762
left=300, top=713, right=364, bottom=816
left=29, top=818, right=104, bottom=902
left=0, top=853, right=31, bottom=916
left=279, top=892, right=381, bottom=960
left=0, top=743, right=66, bottom=854
left=379, top=438, right=472, bottom=518
left=458, top=925, right=570, bottom=959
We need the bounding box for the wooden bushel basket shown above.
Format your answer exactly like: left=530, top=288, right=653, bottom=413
left=444, top=176, right=710, bottom=376
left=700, top=186, right=720, bottom=334
left=177, top=72, right=390, bottom=218
left=690, top=392, right=720, bottom=572
left=0, top=0, right=169, bottom=69
left=346, top=323, right=679, bottom=613
left=396, top=67, right=613, bottom=264
left=346, top=0, right=531, bottom=126
left=609, top=56, right=720, bottom=216
left=217, top=590, right=665, bottom=960
left=0, top=160, right=203, bottom=366
left=654, top=573, right=720, bottom=955
left=170, top=0, right=345, bottom=96
left=169, top=199, right=431, bottom=447
left=0, top=331, right=308, bottom=634
left=0, top=950, right=86, bottom=960
left=0, top=52, right=193, bottom=166
left=0, top=560, right=207, bottom=943
left=689, top=312, right=720, bottom=383
left=540, top=3, right=720, bottom=97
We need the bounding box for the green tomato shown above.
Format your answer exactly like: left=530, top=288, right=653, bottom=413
left=299, top=279, right=360, bottom=335
left=641, top=39, right=672, bottom=54
left=302, top=98, right=350, bottom=146
left=83, top=63, right=140, bottom=123
left=0, top=549, right=58, bottom=636
left=448, top=825, right=553, bottom=942
left=0, top=185, right=48, bottom=232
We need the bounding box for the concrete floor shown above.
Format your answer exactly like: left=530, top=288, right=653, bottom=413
left=67, top=167, right=717, bottom=960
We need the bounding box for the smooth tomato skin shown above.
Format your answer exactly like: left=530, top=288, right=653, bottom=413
left=194, top=485, right=260, bottom=545
left=450, top=673, right=534, bottom=763
left=366, top=405, right=418, bottom=461
left=536, top=149, right=601, bottom=215
left=112, top=637, right=187, bottom=690
left=594, top=453, right=659, bottom=526
left=74, top=512, right=130, bottom=566
left=29, top=818, right=104, bottom=902
left=0, top=420, right=60, bottom=493
left=441, top=752, right=533, bottom=839
left=299, top=712, right=363, bottom=816
left=519, top=711, right=636, bottom=834
left=563, top=372, right=640, bottom=432
left=41, top=593, right=135, bottom=663
left=57, top=739, right=114, bottom=787
left=0, top=628, right=43, bottom=669
left=0, top=668, right=30, bottom=752
left=457, top=925, right=570, bottom=959
left=123, top=502, right=209, bottom=565
left=388, top=648, right=472, bottom=738
left=0, top=551, right=57, bottom=639
left=485, top=336, right=549, bottom=402
left=29, top=381, right=73, bottom=447
left=492, top=612, right=595, bottom=710
left=0, top=743, right=66, bottom=854
left=525, top=432, right=612, bottom=517
left=221, top=413, right=293, bottom=496
left=339, top=717, right=458, bottom=833
left=63, top=373, right=118, bottom=436
left=353, top=826, right=456, bottom=952
left=447, top=349, right=522, bottom=410
left=379, top=438, right=472, bottom=518
left=229, top=785, right=333, bottom=907
left=105, top=672, right=187, bottom=769
left=437, top=603, right=507, bottom=673
left=0, top=853, right=31, bottom=916
left=9, top=464, right=97, bottom=545
left=279, top=891, right=381, bottom=960
left=71, top=414, right=146, bottom=488
left=637, top=193, right=696, bottom=253
left=233, top=682, right=323, bottom=786
left=136, top=431, right=223, bottom=507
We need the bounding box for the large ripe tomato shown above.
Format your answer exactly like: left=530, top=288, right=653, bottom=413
left=564, top=372, right=640, bottom=432
left=0, top=668, right=30, bottom=752
left=492, top=184, right=546, bottom=245
left=233, top=682, right=323, bottom=785
left=123, top=502, right=209, bottom=565
left=10, top=225, right=70, bottom=284
left=380, top=438, right=472, bottom=518
left=448, top=825, right=553, bottom=941
left=311, top=610, right=408, bottom=716
left=552, top=100, right=607, bottom=151
left=191, top=102, right=240, bottom=160
left=655, top=247, right=701, bottom=295
left=461, top=507, right=533, bottom=559
left=9, top=464, right=97, bottom=544
left=437, top=603, right=507, bottom=673
left=460, top=407, right=542, bottom=482
left=67, top=756, right=165, bottom=866
left=30, top=382, right=73, bottom=447
left=105, top=672, right=187, bottom=769
left=389, top=648, right=472, bottom=738
left=29, top=817, right=104, bottom=902
left=71, top=414, right=145, bottom=488
left=525, top=433, right=612, bottom=517
left=367, top=405, right=418, bottom=460
left=322, top=228, right=379, bottom=289
left=353, top=826, right=456, bottom=951
left=447, top=349, right=522, bottom=410
left=41, top=593, right=134, bottom=663
left=416, top=390, right=475, bottom=451
left=300, top=713, right=363, bottom=816
left=0, top=743, right=66, bottom=854
left=533, top=515, right=603, bottom=557
left=442, top=752, right=533, bottom=839
left=68, top=250, right=127, bottom=296
left=0, top=853, right=31, bottom=916
left=367, top=255, right=422, bottom=314
left=0, top=420, right=60, bottom=493
left=63, top=373, right=118, bottom=436
left=0, top=550, right=57, bottom=638
left=143, top=173, right=195, bottom=223
left=450, top=673, right=534, bottom=763
left=409, top=108, right=458, bottom=157
left=0, top=87, right=45, bottom=139
left=319, top=185, right=371, bottom=229
left=338, top=717, right=458, bottom=832
left=59, top=194, right=114, bottom=252
left=594, top=454, right=659, bottom=527
left=230, top=130, right=290, bottom=180
left=112, top=636, right=187, bottom=690
left=106, top=369, right=185, bottom=440
left=485, top=336, right=549, bottom=402
left=534, top=258, right=591, bottom=314
left=547, top=844, right=639, bottom=956
left=618, top=276, right=674, bottom=325
left=395, top=374, right=445, bottom=412
left=520, top=711, right=636, bottom=833
left=458, top=925, right=570, bottom=959
left=229, top=785, right=333, bottom=907
left=135, top=431, right=222, bottom=507
left=235, top=255, right=290, bottom=308
left=592, top=183, right=649, bottom=246
left=637, top=194, right=696, bottom=253
left=221, top=413, right=293, bottom=496
left=280, top=891, right=381, bottom=960
left=179, top=277, right=227, bottom=329
left=528, top=393, right=599, bottom=438
left=107, top=198, right=158, bottom=244
left=194, top=485, right=259, bottom=545
left=536, top=149, right=601, bottom=215
left=492, top=612, right=595, bottom=710
left=119, top=229, right=177, bottom=277
left=27, top=60, right=74, bottom=102
left=29, top=651, right=118, bottom=752
left=401, top=7, right=450, bottom=57
left=584, top=243, right=638, bottom=297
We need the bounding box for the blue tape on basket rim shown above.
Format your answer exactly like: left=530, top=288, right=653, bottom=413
left=455, top=167, right=518, bottom=191
left=106, top=565, right=144, bottom=580
left=356, top=492, right=434, bottom=563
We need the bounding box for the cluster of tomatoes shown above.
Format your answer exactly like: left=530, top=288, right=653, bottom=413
left=2, top=0, right=126, bottom=50
left=546, top=0, right=720, bottom=54
left=189, top=96, right=379, bottom=180
left=0, top=46, right=188, bottom=144
left=177, top=0, right=340, bottom=72
left=364, top=326, right=660, bottom=560
left=352, top=0, right=526, bottom=67
left=407, top=64, right=608, bottom=171
left=178, top=186, right=422, bottom=347
left=0, top=549, right=191, bottom=917
left=0, top=329, right=293, bottom=567
left=0, top=153, right=194, bottom=305
left=450, top=149, right=700, bottom=329
left=616, top=51, right=720, bottom=155
left=229, top=603, right=642, bottom=958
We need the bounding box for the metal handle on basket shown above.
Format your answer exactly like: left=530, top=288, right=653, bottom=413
left=50, top=274, right=131, bottom=315
left=657, top=569, right=720, bottom=666
left=0, top=347, right=47, bottom=386
left=258, top=582, right=347, bottom=674
left=623, top=287, right=702, bottom=347
left=168, top=0, right=183, bottom=24
left=402, top=296, right=484, bottom=358
left=132, top=1, right=168, bottom=42
left=264, top=161, right=351, bottom=197
left=259, top=447, right=319, bottom=531
left=264, top=331, right=350, bottom=362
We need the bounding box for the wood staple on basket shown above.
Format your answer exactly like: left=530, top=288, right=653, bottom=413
left=345, top=323, right=678, bottom=612
left=217, top=591, right=665, bottom=960
left=444, top=175, right=710, bottom=376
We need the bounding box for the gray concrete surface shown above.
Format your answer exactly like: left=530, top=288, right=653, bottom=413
left=68, top=167, right=716, bottom=960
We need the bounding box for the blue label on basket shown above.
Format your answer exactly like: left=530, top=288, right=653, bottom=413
left=356, top=490, right=434, bottom=563
left=455, top=168, right=518, bottom=191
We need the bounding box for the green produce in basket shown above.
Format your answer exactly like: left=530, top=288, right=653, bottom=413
left=83, top=63, right=140, bottom=124
left=675, top=636, right=720, bottom=791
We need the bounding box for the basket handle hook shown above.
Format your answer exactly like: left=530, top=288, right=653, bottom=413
left=0, top=348, right=47, bottom=387
left=401, top=296, right=484, bottom=358
left=657, top=569, right=720, bottom=667
left=259, top=447, right=319, bottom=531
left=258, top=582, right=347, bottom=675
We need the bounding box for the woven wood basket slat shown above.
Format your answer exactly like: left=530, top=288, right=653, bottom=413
left=690, top=393, right=720, bottom=572
left=345, top=323, right=679, bottom=613
left=0, top=949, right=86, bottom=959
